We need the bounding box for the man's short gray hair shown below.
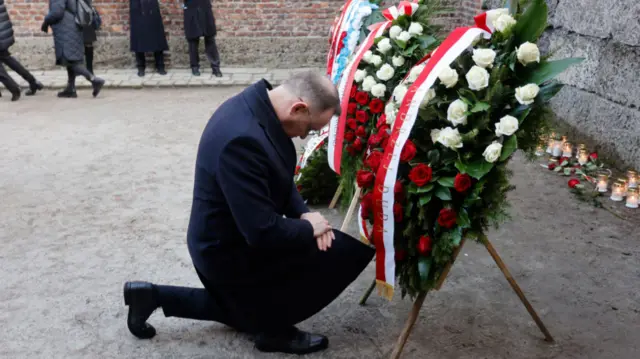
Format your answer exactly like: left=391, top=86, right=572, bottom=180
left=282, top=71, right=341, bottom=117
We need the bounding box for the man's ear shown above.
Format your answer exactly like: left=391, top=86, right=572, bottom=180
left=290, top=102, right=308, bottom=115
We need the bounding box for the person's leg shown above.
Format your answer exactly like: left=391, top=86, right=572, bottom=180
left=203, top=36, right=222, bottom=77
left=188, top=38, right=201, bottom=76
left=153, top=51, right=166, bottom=75
left=0, top=51, right=43, bottom=95
left=70, top=63, right=104, bottom=98
left=0, top=63, right=21, bottom=101
left=57, top=66, right=77, bottom=98
left=135, top=52, right=146, bottom=77
left=84, top=45, right=94, bottom=75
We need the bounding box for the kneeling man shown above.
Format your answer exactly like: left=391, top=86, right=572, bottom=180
left=123, top=71, right=374, bottom=354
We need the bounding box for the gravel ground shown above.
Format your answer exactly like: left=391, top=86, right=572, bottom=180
left=1, top=88, right=639, bottom=359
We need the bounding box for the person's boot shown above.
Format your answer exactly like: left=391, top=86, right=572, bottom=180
left=212, top=68, right=223, bottom=77
left=91, top=77, right=105, bottom=98
left=156, top=66, right=167, bottom=76
left=137, top=67, right=145, bottom=77
left=57, top=83, right=77, bottom=98
left=10, top=89, right=20, bottom=101
left=191, top=67, right=201, bottom=76
left=254, top=327, right=329, bottom=354
left=124, top=281, right=158, bottom=339
left=25, top=81, right=44, bottom=96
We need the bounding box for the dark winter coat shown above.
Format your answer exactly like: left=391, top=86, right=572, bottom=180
left=130, top=0, right=169, bottom=52
left=82, top=0, right=96, bottom=45
left=44, top=0, right=85, bottom=64
left=183, top=0, right=216, bottom=40
left=0, top=0, right=15, bottom=52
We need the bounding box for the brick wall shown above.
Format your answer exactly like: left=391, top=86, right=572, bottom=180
left=5, top=0, right=482, bottom=69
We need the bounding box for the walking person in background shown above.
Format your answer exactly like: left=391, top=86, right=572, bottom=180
left=0, top=0, right=44, bottom=101
left=82, top=0, right=97, bottom=75
left=130, top=0, right=169, bottom=77
left=41, top=0, right=104, bottom=98
left=183, top=0, right=222, bottom=77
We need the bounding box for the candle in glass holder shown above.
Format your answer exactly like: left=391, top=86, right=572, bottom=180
left=597, top=174, right=609, bottom=192
left=562, top=142, right=573, bottom=157
left=627, top=170, right=638, bottom=188
left=578, top=149, right=589, bottom=165
left=546, top=134, right=555, bottom=154
left=611, top=182, right=624, bottom=201
left=617, top=178, right=628, bottom=197
left=626, top=188, right=639, bottom=208
left=576, top=144, right=586, bottom=158
left=535, top=144, right=545, bottom=156
left=561, top=135, right=568, bottom=144
left=552, top=140, right=563, bottom=157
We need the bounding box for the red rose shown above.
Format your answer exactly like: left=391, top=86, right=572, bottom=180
left=568, top=179, right=580, bottom=188
left=380, top=136, right=389, bottom=150
left=350, top=86, right=357, bottom=99
left=356, top=125, right=367, bottom=138
left=377, top=115, right=387, bottom=129
left=417, top=235, right=432, bottom=255
left=589, top=152, right=598, bottom=161
left=548, top=163, right=557, bottom=170
left=400, top=140, right=417, bottom=163
left=437, top=208, right=457, bottom=229
left=368, top=133, right=382, bottom=147
left=369, top=98, right=384, bottom=114
left=344, top=131, right=355, bottom=142
left=295, top=165, right=301, bottom=175
left=394, top=180, right=404, bottom=201
left=393, top=203, right=403, bottom=222
left=453, top=173, right=472, bottom=193
left=378, top=125, right=390, bottom=137
left=395, top=250, right=407, bottom=261
left=356, top=170, right=375, bottom=188
left=355, top=91, right=369, bottom=105
left=346, top=118, right=357, bottom=130
left=346, top=145, right=356, bottom=156
left=353, top=138, right=364, bottom=151
left=366, top=151, right=383, bottom=172
left=361, top=192, right=373, bottom=219
left=355, top=110, right=369, bottom=123
left=408, top=164, right=432, bottom=187
left=347, top=102, right=357, bottom=115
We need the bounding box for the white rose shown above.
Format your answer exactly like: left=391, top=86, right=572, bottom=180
left=430, top=129, right=441, bottom=144
left=408, top=22, right=423, bottom=36
left=483, top=141, right=503, bottom=163
left=354, top=69, right=367, bottom=83
left=465, top=65, right=490, bottom=91
left=447, top=99, right=468, bottom=127
left=472, top=48, right=496, bottom=68
left=393, top=84, right=409, bottom=103
left=438, top=66, right=458, bottom=88
left=377, top=38, right=393, bottom=54
left=389, top=25, right=403, bottom=40
left=371, top=55, right=383, bottom=67
left=494, top=14, right=516, bottom=32
left=376, top=63, right=395, bottom=81
left=515, top=83, right=540, bottom=105
left=517, top=42, right=540, bottom=65
left=392, top=56, right=405, bottom=67
left=371, top=83, right=387, bottom=98
left=363, top=50, right=373, bottom=63
left=408, top=64, right=425, bottom=83
left=420, top=89, right=436, bottom=109
left=437, top=127, right=464, bottom=150
left=362, top=76, right=377, bottom=92
left=358, top=6, right=372, bottom=17
left=385, top=102, right=398, bottom=125
left=397, top=31, right=412, bottom=42
left=487, top=8, right=509, bottom=29
left=495, top=115, right=519, bottom=136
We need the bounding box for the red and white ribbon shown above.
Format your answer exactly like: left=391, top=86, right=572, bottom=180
left=295, top=129, right=330, bottom=181
left=327, top=0, right=357, bottom=77
left=328, top=1, right=420, bottom=174
left=473, top=8, right=506, bottom=34
left=371, top=24, right=492, bottom=300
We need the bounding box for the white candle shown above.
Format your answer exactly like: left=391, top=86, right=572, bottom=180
left=562, top=142, right=573, bottom=157
left=552, top=141, right=562, bottom=157
left=627, top=170, right=638, bottom=188
left=535, top=144, right=545, bottom=156
left=626, top=189, right=638, bottom=208
left=576, top=144, right=586, bottom=158
left=611, top=182, right=624, bottom=201
left=578, top=151, right=589, bottom=165
left=597, top=174, right=608, bottom=192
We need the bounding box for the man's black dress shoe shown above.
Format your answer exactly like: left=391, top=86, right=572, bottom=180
left=212, top=68, right=223, bottom=77
left=124, top=281, right=158, bottom=339
left=191, top=67, right=201, bottom=76
left=254, top=327, right=329, bottom=354
left=26, top=81, right=44, bottom=96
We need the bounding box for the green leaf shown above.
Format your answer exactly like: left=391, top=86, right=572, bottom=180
left=408, top=183, right=419, bottom=194
left=537, top=80, right=565, bottom=103
left=402, top=43, right=421, bottom=56
left=427, top=150, right=440, bottom=166
left=471, top=102, right=490, bottom=113
left=457, top=159, right=494, bottom=180
left=419, top=193, right=433, bottom=206
left=499, top=135, right=518, bottom=161
left=451, top=227, right=463, bottom=246
left=507, top=0, right=519, bottom=15
left=437, top=177, right=455, bottom=188
left=563, top=168, right=572, bottom=176
left=457, top=209, right=471, bottom=229
left=418, top=257, right=432, bottom=284
left=435, top=186, right=452, bottom=201
left=524, top=58, right=585, bottom=85
left=463, top=194, right=481, bottom=207
left=554, top=166, right=563, bottom=172
left=416, top=34, right=437, bottom=50
left=514, top=0, right=547, bottom=43
left=417, top=183, right=434, bottom=193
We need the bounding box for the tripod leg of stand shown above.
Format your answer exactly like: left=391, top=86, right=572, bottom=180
left=482, top=235, right=555, bottom=343
left=359, top=279, right=377, bottom=306
left=328, top=182, right=344, bottom=209
left=340, top=185, right=361, bottom=232
left=389, top=291, right=428, bottom=359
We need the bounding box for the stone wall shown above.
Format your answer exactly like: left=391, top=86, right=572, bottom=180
left=484, top=0, right=640, bottom=169
left=5, top=0, right=481, bottom=70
